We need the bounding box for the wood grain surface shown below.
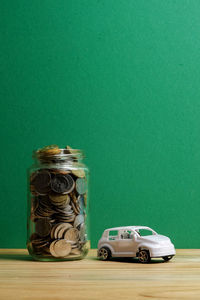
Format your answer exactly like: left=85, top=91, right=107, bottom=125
left=0, top=249, right=199, bottom=299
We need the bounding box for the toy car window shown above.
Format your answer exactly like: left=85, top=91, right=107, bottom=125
left=137, top=229, right=154, bottom=236
left=108, top=230, right=118, bottom=240
left=120, top=230, right=132, bottom=239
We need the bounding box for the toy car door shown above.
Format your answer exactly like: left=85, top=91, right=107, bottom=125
left=115, top=230, right=136, bottom=256
left=107, top=230, right=120, bottom=253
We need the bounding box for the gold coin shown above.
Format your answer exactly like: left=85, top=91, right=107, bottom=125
left=53, top=223, right=66, bottom=239
left=38, top=145, right=61, bottom=156
left=57, top=223, right=73, bottom=239
left=31, top=197, right=38, bottom=212
left=51, top=223, right=62, bottom=239
left=71, top=201, right=80, bottom=215
left=65, top=145, right=75, bottom=153
left=70, top=192, right=77, bottom=203
left=64, top=228, right=79, bottom=242
left=49, top=240, right=59, bottom=257
left=72, top=169, right=85, bottom=178
left=50, top=169, right=71, bottom=175
left=58, top=215, right=75, bottom=223
left=49, top=193, right=70, bottom=205
left=54, top=239, right=71, bottom=257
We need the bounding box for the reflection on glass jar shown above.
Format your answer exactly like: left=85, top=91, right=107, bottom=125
left=27, top=145, right=90, bottom=261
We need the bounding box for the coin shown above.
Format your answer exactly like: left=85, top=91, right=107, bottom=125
left=31, top=170, right=51, bottom=195
left=76, top=178, right=87, bottom=194
left=54, top=223, right=66, bottom=239
left=65, top=145, right=80, bottom=162
left=51, top=174, right=75, bottom=194
left=50, top=224, right=58, bottom=239
left=30, top=184, right=38, bottom=196
left=77, top=195, right=85, bottom=213
left=70, top=191, right=77, bottom=203
left=70, top=248, right=81, bottom=255
left=35, top=218, right=51, bottom=237
left=32, top=239, right=49, bottom=248
left=38, top=145, right=61, bottom=156
left=49, top=240, right=59, bottom=257
left=53, top=239, right=71, bottom=257
left=57, top=223, right=73, bottom=239
left=74, top=214, right=84, bottom=228
left=51, top=223, right=65, bottom=239
left=31, top=197, right=39, bottom=213
left=55, top=204, right=73, bottom=214
left=55, top=216, right=75, bottom=223
left=50, top=169, right=71, bottom=175
left=65, top=145, right=74, bottom=153
left=33, top=195, right=55, bottom=218
left=54, top=203, right=76, bottom=222
left=65, top=145, right=78, bottom=157
left=72, top=169, right=85, bottom=178
left=32, top=243, right=50, bottom=255
left=30, top=233, right=39, bottom=241
left=64, top=228, right=79, bottom=242
left=79, top=223, right=86, bottom=241
left=49, top=193, right=70, bottom=206
left=30, top=233, right=51, bottom=255
left=63, top=174, right=75, bottom=191
left=71, top=201, right=80, bottom=215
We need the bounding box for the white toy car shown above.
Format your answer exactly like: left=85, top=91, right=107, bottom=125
left=97, top=226, right=175, bottom=263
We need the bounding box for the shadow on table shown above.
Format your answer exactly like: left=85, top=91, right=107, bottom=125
left=0, top=253, right=33, bottom=261
left=90, top=257, right=166, bottom=264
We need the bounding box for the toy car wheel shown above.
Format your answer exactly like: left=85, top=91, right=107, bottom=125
left=162, top=255, right=173, bottom=262
left=98, top=247, right=111, bottom=261
left=138, top=250, right=151, bottom=263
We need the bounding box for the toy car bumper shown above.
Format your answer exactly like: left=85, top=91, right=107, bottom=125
left=150, top=246, right=176, bottom=258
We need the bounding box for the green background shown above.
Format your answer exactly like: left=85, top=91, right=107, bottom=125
left=0, top=0, right=200, bottom=249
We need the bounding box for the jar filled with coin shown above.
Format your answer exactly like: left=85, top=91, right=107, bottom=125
left=27, top=145, right=89, bottom=261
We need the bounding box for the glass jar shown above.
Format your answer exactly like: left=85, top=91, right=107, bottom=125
left=27, top=145, right=89, bottom=261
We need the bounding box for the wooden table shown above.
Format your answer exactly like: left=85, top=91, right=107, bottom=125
left=0, top=249, right=200, bottom=299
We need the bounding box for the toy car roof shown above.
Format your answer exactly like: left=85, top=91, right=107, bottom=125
left=104, top=226, right=151, bottom=232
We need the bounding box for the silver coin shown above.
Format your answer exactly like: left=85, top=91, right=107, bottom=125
left=76, top=178, right=87, bottom=195
left=79, top=223, right=86, bottom=241
left=74, top=214, right=84, bottom=228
